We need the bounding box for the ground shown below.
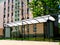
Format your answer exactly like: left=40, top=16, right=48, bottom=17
left=0, top=40, right=59, bottom=45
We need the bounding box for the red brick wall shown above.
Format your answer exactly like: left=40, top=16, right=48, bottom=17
left=20, top=23, right=44, bottom=35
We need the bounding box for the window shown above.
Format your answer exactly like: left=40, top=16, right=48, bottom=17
left=15, top=18, right=19, bottom=21
left=21, top=9, right=23, bottom=16
left=15, top=0, right=18, bottom=1
left=4, top=8, right=6, bottom=10
left=18, top=1, right=20, bottom=4
left=33, top=24, right=37, bottom=32
left=18, top=18, right=19, bottom=21
left=4, top=2, right=6, bottom=6
left=15, top=14, right=17, bottom=17
left=21, top=1, right=23, bottom=16
left=15, top=7, right=17, bottom=9
left=12, top=5, right=13, bottom=8
left=8, top=0, right=10, bottom=5
left=8, top=7, right=9, bottom=12
left=15, top=11, right=17, bottom=13
left=3, top=19, right=5, bottom=23
left=11, top=19, right=13, bottom=22
left=11, top=13, right=13, bottom=16
left=4, top=2, right=6, bottom=4
left=7, top=20, right=9, bottom=23
left=27, top=17, right=29, bottom=19
left=4, top=8, right=6, bottom=14
left=21, top=1, right=23, bottom=7
left=18, top=6, right=20, bottom=9
left=18, top=10, right=19, bottom=13
left=4, top=15, right=5, bottom=18
left=15, top=19, right=17, bottom=21
left=8, top=14, right=9, bottom=17
left=15, top=3, right=17, bottom=5
left=12, top=0, right=13, bottom=3
left=27, top=8, right=29, bottom=14
left=18, top=14, right=19, bottom=16
left=27, top=0, right=29, bottom=2
left=27, top=0, right=29, bottom=5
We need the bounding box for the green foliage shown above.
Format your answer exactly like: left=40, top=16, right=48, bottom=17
left=59, top=23, right=60, bottom=28
left=29, top=0, right=44, bottom=17
left=28, top=0, right=59, bottom=17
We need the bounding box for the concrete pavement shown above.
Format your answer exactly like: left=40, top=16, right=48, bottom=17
left=0, top=40, right=59, bottom=45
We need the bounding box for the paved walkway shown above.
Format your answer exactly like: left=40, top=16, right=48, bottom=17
left=0, top=40, right=59, bottom=45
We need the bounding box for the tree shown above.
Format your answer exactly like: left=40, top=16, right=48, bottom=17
left=29, top=0, right=44, bottom=17
left=28, top=0, right=59, bottom=17
left=43, top=0, right=58, bottom=14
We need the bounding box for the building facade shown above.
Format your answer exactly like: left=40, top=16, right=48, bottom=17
left=0, top=0, right=33, bottom=37
left=0, top=2, right=4, bottom=37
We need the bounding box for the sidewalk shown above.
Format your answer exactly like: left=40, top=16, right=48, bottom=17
left=0, top=40, right=59, bottom=45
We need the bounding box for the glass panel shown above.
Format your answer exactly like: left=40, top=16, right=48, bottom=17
left=33, top=24, right=37, bottom=32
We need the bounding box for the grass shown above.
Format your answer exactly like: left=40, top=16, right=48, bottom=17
left=0, top=37, right=60, bottom=42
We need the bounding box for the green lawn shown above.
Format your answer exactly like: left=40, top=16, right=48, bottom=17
left=0, top=37, right=55, bottom=42
left=0, top=37, right=60, bottom=42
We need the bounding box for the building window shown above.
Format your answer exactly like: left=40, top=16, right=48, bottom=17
left=15, top=14, right=17, bottom=17
left=27, top=0, right=29, bottom=5
left=3, top=19, right=5, bottom=23
left=27, top=0, right=29, bottom=2
left=18, top=10, right=19, bottom=13
left=8, top=6, right=9, bottom=12
left=11, top=13, right=13, bottom=16
left=12, top=0, right=13, bottom=3
left=18, top=2, right=20, bottom=5
left=4, top=2, right=6, bottom=4
left=4, top=15, right=5, bottom=18
left=8, top=0, right=10, bottom=4
left=15, top=3, right=17, bottom=5
left=33, top=24, right=37, bottom=32
left=4, top=8, right=6, bottom=10
left=15, top=0, right=18, bottom=1
left=15, top=7, right=17, bottom=9
left=15, top=19, right=17, bottom=21
left=8, top=14, right=9, bottom=17
left=21, top=1, right=23, bottom=7
left=12, top=5, right=13, bottom=8
left=21, top=1, right=23, bottom=16
left=27, top=8, right=29, bottom=14
left=18, top=18, right=19, bottom=21
left=7, top=20, right=9, bottom=23
left=18, top=6, right=19, bottom=9
left=15, top=11, right=17, bottom=13
left=11, top=19, right=13, bottom=22
left=4, top=2, right=6, bottom=6
left=18, top=14, right=19, bottom=16
left=27, top=17, right=29, bottom=19
left=4, top=8, right=6, bottom=14
left=21, top=9, right=23, bottom=16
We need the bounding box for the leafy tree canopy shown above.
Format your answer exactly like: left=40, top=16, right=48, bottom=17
left=29, top=0, right=59, bottom=17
